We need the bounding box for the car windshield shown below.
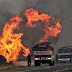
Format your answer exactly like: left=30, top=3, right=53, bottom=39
left=59, top=48, right=71, bottom=53
left=32, top=45, right=51, bottom=51
left=32, top=42, right=52, bottom=51
left=59, top=55, right=70, bottom=58
left=35, top=46, right=48, bottom=51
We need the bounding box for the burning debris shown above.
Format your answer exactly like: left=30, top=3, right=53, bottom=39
left=0, top=8, right=62, bottom=63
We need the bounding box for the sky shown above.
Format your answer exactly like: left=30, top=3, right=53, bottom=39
left=0, top=0, right=72, bottom=54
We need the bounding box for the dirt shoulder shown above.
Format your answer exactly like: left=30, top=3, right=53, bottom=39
left=0, top=64, right=18, bottom=70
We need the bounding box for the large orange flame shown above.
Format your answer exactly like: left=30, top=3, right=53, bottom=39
left=23, top=8, right=62, bottom=42
left=0, top=16, right=30, bottom=62
left=0, top=8, right=62, bottom=62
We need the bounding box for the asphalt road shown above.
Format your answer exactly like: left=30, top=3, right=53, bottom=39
left=0, top=63, right=72, bottom=72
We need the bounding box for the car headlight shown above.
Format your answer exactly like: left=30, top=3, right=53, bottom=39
left=48, top=58, right=51, bottom=60
left=68, top=58, right=70, bottom=60
left=35, top=58, right=40, bottom=60
left=59, top=59, right=61, bottom=60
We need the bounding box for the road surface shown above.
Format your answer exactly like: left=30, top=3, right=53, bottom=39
left=0, top=61, right=72, bottom=72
